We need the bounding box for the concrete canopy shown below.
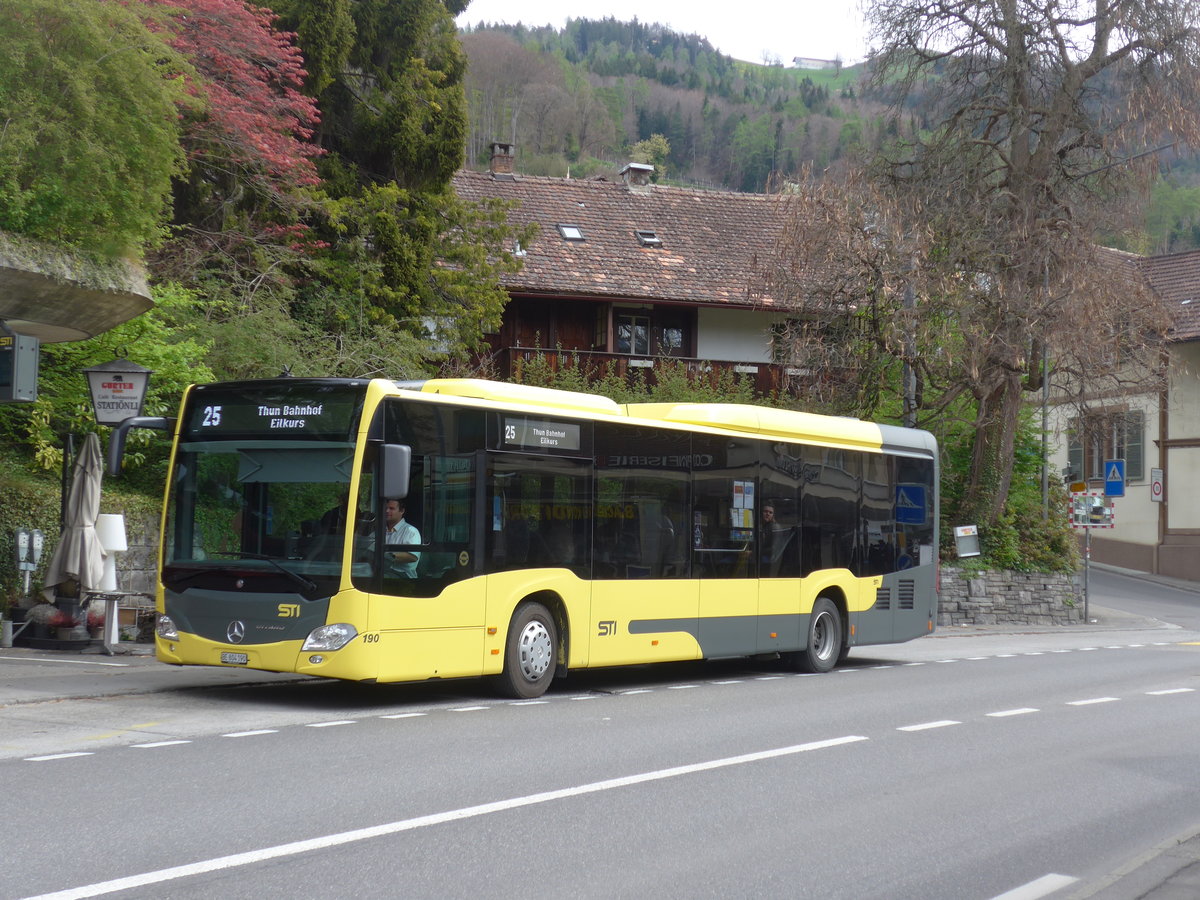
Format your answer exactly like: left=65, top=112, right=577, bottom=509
left=0, top=231, right=153, bottom=343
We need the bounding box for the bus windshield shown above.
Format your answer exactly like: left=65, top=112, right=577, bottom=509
left=162, top=381, right=368, bottom=596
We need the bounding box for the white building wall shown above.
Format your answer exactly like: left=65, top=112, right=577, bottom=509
left=1166, top=342, right=1200, bottom=530
left=696, top=307, right=779, bottom=363
left=1046, top=390, right=1161, bottom=550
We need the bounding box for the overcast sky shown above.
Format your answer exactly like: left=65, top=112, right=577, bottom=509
left=455, top=1, right=870, bottom=66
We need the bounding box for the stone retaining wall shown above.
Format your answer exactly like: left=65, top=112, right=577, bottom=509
left=939, top=568, right=1083, bottom=626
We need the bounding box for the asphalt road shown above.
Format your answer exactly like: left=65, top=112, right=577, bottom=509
left=1, top=566, right=1198, bottom=900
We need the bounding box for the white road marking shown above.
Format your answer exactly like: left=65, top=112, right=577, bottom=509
left=379, top=712, right=426, bottom=718
left=667, top=684, right=698, bottom=690
left=990, top=872, right=1078, bottom=899
left=25, top=752, right=94, bottom=762
left=710, top=680, right=743, bottom=684
left=1146, top=688, right=1194, bottom=695
left=448, top=706, right=487, bottom=712
left=305, top=720, right=356, bottom=727
left=898, top=720, right=961, bottom=732
left=619, top=689, right=653, bottom=695
left=131, top=741, right=191, bottom=749
left=26, top=735, right=869, bottom=899
left=754, top=676, right=784, bottom=681
left=1067, top=697, right=1119, bottom=706
left=222, top=730, right=278, bottom=738
left=987, top=708, right=1040, bottom=718
left=509, top=700, right=549, bottom=705
left=0, top=655, right=129, bottom=667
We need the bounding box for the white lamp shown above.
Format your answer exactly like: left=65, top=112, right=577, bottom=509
left=95, top=513, right=128, bottom=591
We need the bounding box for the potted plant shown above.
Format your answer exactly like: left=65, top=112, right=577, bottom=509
left=86, top=608, right=105, bottom=639
left=48, top=609, right=80, bottom=640
left=25, top=603, right=59, bottom=639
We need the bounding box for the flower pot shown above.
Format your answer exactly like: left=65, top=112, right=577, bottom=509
left=56, top=627, right=75, bottom=640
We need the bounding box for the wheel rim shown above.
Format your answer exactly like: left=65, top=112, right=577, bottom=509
left=517, top=619, right=553, bottom=682
left=812, top=610, right=836, bottom=661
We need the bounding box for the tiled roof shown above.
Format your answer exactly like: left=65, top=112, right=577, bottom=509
left=452, top=169, right=789, bottom=308
left=1140, top=248, right=1200, bottom=342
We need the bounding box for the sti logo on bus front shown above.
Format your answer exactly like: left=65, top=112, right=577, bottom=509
left=597, top=620, right=617, bottom=636
left=278, top=604, right=301, bottom=618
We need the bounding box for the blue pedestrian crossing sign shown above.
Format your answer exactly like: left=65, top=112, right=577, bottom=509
left=896, top=483, right=927, bottom=524
left=1103, top=459, right=1125, bottom=498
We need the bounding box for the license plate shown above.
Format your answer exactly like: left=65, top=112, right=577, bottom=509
left=220, top=652, right=249, bottom=665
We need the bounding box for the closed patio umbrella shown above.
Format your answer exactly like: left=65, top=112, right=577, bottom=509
left=42, top=432, right=106, bottom=601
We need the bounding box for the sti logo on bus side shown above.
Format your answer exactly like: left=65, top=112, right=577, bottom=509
left=278, top=604, right=301, bottom=618
left=597, top=620, right=617, bottom=636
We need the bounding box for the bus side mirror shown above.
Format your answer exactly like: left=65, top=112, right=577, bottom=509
left=380, top=444, right=411, bottom=500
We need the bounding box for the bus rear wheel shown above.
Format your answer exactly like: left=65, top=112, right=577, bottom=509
left=495, top=602, right=557, bottom=699
left=790, top=597, right=843, bottom=674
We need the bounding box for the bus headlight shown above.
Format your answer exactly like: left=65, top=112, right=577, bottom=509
left=156, top=615, right=179, bottom=641
left=302, top=623, right=358, bottom=651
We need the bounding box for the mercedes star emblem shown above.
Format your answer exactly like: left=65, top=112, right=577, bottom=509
left=226, top=620, right=246, bottom=644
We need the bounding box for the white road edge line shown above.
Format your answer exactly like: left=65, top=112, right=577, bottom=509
left=24, top=752, right=94, bottom=762
left=990, top=872, right=1078, bottom=899
left=0, top=655, right=130, bottom=667
left=23, top=734, right=869, bottom=900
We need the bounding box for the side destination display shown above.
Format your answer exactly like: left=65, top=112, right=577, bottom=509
left=503, top=417, right=581, bottom=451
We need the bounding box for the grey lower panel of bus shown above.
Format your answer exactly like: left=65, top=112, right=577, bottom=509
left=165, top=588, right=329, bottom=644
left=628, top=569, right=936, bottom=659
left=853, top=568, right=937, bottom=646
left=629, top=615, right=803, bottom=658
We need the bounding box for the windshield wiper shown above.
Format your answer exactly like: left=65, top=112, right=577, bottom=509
left=210, top=551, right=318, bottom=593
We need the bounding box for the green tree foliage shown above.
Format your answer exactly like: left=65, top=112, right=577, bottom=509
left=0, top=0, right=187, bottom=255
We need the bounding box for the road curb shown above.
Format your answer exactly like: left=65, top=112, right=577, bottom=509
left=1069, top=824, right=1200, bottom=899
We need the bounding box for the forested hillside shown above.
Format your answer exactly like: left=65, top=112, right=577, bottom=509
left=459, top=17, right=1200, bottom=253
left=459, top=18, right=890, bottom=192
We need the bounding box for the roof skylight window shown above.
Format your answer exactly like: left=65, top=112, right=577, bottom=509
left=557, top=224, right=585, bottom=241
left=635, top=229, right=662, bottom=247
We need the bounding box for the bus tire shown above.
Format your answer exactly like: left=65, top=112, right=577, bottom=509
left=793, top=597, right=842, bottom=674
left=495, top=602, right=557, bottom=699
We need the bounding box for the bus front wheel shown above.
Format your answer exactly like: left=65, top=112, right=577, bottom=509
left=791, top=597, right=843, bottom=674
left=495, top=602, right=557, bottom=699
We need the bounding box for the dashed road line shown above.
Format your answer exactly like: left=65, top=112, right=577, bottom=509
left=132, top=740, right=191, bottom=748
left=305, top=720, right=356, bottom=727
left=987, top=708, right=1040, bottom=717
left=1067, top=697, right=1119, bottom=706
left=380, top=712, right=426, bottom=719
left=1147, top=688, right=1194, bottom=695
left=223, top=730, right=278, bottom=738
left=898, top=720, right=961, bottom=732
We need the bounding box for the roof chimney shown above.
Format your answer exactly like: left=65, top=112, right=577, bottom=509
left=620, top=162, right=655, bottom=191
left=489, top=142, right=516, bottom=177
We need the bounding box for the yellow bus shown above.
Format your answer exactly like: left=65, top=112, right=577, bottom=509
left=112, top=377, right=939, bottom=698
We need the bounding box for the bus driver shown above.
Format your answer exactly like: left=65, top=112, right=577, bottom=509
left=384, top=498, right=421, bottom=578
